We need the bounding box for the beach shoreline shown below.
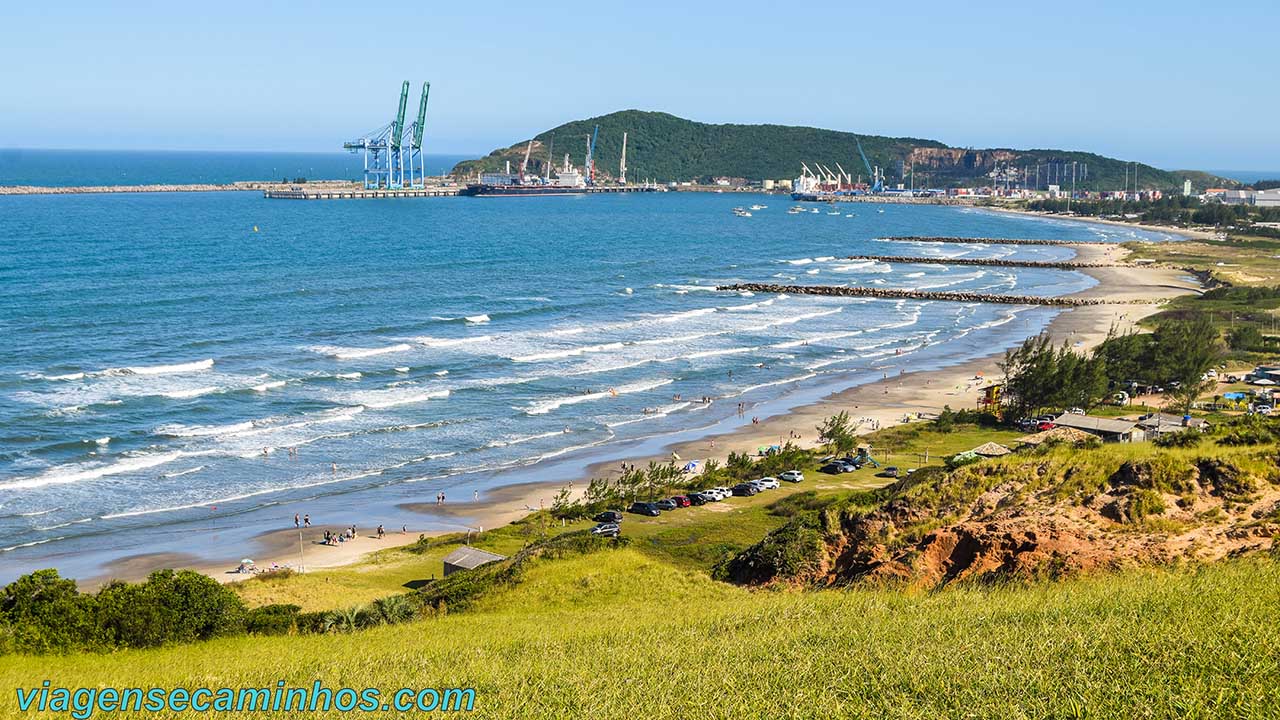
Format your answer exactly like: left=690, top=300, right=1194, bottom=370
left=73, top=218, right=1203, bottom=588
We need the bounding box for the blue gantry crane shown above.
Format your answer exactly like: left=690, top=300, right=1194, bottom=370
left=344, top=81, right=429, bottom=190
left=854, top=136, right=884, bottom=194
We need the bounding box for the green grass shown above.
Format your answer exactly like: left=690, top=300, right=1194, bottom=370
left=5, top=549, right=1278, bottom=718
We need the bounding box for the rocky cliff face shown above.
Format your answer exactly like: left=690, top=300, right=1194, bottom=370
left=907, top=147, right=1020, bottom=173
left=725, top=445, right=1280, bottom=589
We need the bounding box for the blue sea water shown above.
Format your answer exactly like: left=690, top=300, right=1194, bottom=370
left=0, top=149, right=470, bottom=186
left=0, top=186, right=1178, bottom=581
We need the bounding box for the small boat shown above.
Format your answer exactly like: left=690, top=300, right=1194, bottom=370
left=877, top=208, right=885, bottom=214
left=787, top=207, right=804, bottom=214
left=749, top=204, right=766, bottom=210
left=732, top=207, right=752, bottom=217
left=827, top=210, right=841, bottom=215
left=810, top=208, right=820, bottom=214
left=845, top=213, right=855, bottom=218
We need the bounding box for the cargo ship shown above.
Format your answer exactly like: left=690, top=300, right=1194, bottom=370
left=460, top=154, right=588, bottom=197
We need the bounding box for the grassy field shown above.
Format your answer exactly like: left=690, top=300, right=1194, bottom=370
left=8, top=420, right=1279, bottom=718
left=1125, top=235, right=1280, bottom=287
left=5, top=549, right=1279, bottom=718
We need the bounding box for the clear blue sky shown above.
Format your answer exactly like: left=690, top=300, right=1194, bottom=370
left=2, top=1, right=1275, bottom=170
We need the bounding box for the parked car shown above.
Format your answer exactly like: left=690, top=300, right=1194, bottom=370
left=593, top=511, right=623, bottom=523
left=654, top=498, right=678, bottom=511
left=627, top=501, right=660, bottom=517
left=819, top=462, right=845, bottom=475
left=755, top=477, right=780, bottom=490
left=877, top=466, right=900, bottom=478
left=591, top=522, right=620, bottom=538
left=779, top=470, right=804, bottom=483
left=687, top=492, right=709, bottom=506
left=1036, top=421, right=1056, bottom=431
left=1066, top=407, right=1085, bottom=415
left=711, top=487, right=734, bottom=499
left=732, top=482, right=759, bottom=497
left=670, top=495, right=691, bottom=508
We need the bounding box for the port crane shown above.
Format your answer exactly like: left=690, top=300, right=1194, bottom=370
left=343, top=81, right=430, bottom=190
left=585, top=125, right=600, bottom=185
left=853, top=136, right=883, bottom=193
left=619, top=132, right=627, bottom=185
left=405, top=82, right=430, bottom=188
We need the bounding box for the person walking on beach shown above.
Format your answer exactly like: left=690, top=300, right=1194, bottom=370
left=293, top=513, right=300, bottom=528
left=303, top=514, right=310, bottom=528
left=474, top=489, right=479, bottom=501
left=377, top=524, right=385, bottom=539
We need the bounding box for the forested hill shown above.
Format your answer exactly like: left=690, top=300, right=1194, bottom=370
left=451, top=110, right=1232, bottom=191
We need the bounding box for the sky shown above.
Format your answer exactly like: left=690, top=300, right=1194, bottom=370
left=1, top=1, right=1276, bottom=171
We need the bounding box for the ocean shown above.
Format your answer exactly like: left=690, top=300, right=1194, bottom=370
left=0, top=179, right=1179, bottom=581
left=0, top=149, right=471, bottom=187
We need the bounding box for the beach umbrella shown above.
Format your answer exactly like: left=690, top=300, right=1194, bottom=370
left=241, top=558, right=254, bottom=565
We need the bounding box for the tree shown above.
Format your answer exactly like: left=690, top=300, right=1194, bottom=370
left=816, top=411, right=857, bottom=455
left=1155, top=316, right=1224, bottom=413
left=1000, top=334, right=1108, bottom=418
left=0, top=570, right=97, bottom=653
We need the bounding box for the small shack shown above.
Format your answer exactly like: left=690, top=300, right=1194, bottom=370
left=1135, top=412, right=1210, bottom=437
left=1052, top=414, right=1145, bottom=443
left=441, top=546, right=506, bottom=577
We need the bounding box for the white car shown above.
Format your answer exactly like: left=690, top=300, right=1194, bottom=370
left=779, top=470, right=804, bottom=483
left=755, top=477, right=780, bottom=490
left=708, top=487, right=732, bottom=500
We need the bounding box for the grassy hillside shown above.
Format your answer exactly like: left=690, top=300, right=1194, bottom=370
left=3, top=550, right=1278, bottom=718
left=451, top=110, right=1228, bottom=190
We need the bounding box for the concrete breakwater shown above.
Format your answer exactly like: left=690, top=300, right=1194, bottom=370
left=844, top=255, right=1119, bottom=270
left=881, top=236, right=1086, bottom=246
left=0, top=180, right=360, bottom=196
left=718, top=283, right=1139, bottom=307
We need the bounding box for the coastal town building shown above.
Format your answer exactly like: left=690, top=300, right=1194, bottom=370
left=442, top=546, right=506, bottom=577
left=1051, top=414, right=1146, bottom=443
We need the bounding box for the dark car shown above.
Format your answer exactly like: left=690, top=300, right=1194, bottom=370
left=819, top=462, right=845, bottom=475
left=590, top=522, right=620, bottom=538
left=670, top=495, right=691, bottom=508
left=592, top=511, right=624, bottom=524
left=877, top=466, right=900, bottom=478
left=732, top=482, right=759, bottom=497
left=654, top=498, right=678, bottom=511
left=627, top=501, right=660, bottom=517
left=687, top=492, right=709, bottom=506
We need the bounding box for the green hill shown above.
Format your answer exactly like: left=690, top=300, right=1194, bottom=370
left=452, top=110, right=1234, bottom=191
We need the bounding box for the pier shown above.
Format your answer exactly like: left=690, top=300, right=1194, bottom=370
left=879, top=236, right=1091, bottom=246
left=717, top=283, right=1146, bottom=307
left=263, top=187, right=461, bottom=200
left=842, top=255, right=1122, bottom=270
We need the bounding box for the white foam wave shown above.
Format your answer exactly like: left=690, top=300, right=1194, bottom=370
left=415, top=335, right=492, bottom=348
left=162, top=466, right=205, bottom=478
left=357, top=388, right=451, bottom=409
left=465, top=314, right=490, bottom=324
left=45, top=372, right=85, bottom=381
left=317, top=343, right=412, bottom=360
left=522, top=378, right=673, bottom=416
left=102, top=359, right=214, bottom=376
left=163, top=386, right=222, bottom=399
left=0, top=451, right=189, bottom=491
left=335, top=372, right=362, bottom=380
left=253, top=380, right=287, bottom=392
left=605, top=401, right=692, bottom=428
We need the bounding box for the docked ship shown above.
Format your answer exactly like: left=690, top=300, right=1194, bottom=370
left=460, top=154, right=588, bottom=197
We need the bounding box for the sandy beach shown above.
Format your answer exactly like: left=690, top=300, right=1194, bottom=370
left=92, top=225, right=1203, bottom=587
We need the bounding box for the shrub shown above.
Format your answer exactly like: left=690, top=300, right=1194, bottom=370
left=244, top=604, right=302, bottom=635
left=717, top=520, right=827, bottom=584
left=1153, top=430, right=1201, bottom=448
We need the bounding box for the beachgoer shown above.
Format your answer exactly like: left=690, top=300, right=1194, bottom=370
left=293, top=513, right=300, bottom=528
left=401, top=525, right=407, bottom=534
left=303, top=514, right=310, bottom=527
left=474, top=489, right=479, bottom=501
left=331, top=462, right=337, bottom=473
left=377, top=524, right=385, bottom=538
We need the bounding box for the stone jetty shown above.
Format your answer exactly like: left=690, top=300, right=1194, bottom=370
left=881, top=236, right=1090, bottom=246
left=844, top=255, right=1120, bottom=270
left=718, top=283, right=1141, bottom=307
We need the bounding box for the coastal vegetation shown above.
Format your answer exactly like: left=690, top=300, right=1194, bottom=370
left=451, top=110, right=1221, bottom=190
